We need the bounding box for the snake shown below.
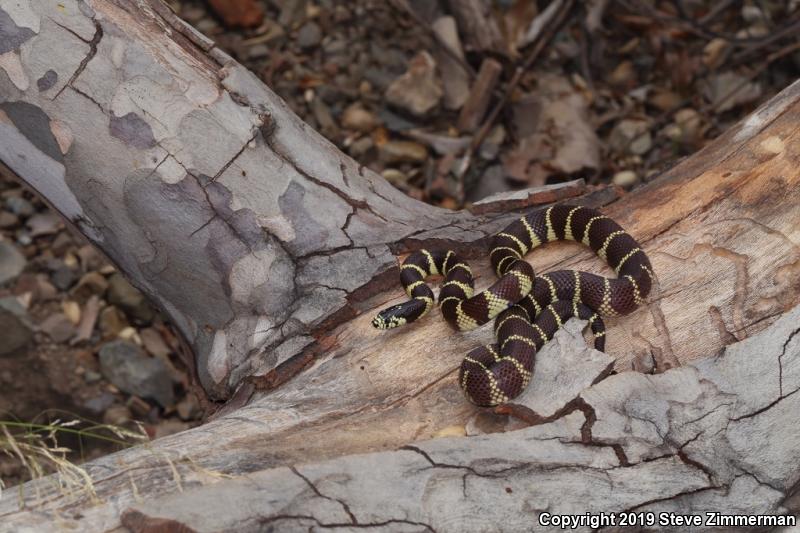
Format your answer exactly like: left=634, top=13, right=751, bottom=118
left=372, top=204, right=654, bottom=406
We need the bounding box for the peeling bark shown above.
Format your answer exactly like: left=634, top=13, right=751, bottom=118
left=2, top=1, right=800, bottom=530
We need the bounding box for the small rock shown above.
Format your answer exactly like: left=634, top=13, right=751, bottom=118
left=348, top=136, right=374, bottom=157
left=0, top=241, right=26, bottom=286
left=385, top=51, right=443, bottom=117
left=380, top=168, right=407, bottom=185
left=118, top=326, right=141, bottom=344
left=76, top=245, right=105, bottom=272
left=609, top=119, right=652, bottom=156
left=607, top=60, right=637, bottom=89
left=62, top=300, right=82, bottom=325
left=296, top=21, right=322, bottom=49
left=0, top=297, right=33, bottom=356
left=704, top=71, right=762, bottom=112
left=107, top=273, right=155, bottom=324
left=103, top=404, right=133, bottom=426
left=98, top=340, right=175, bottom=407
left=84, top=392, right=115, bottom=415
left=648, top=88, right=682, bottom=112
left=341, top=103, right=379, bottom=132
left=70, top=271, right=109, bottom=303
left=51, top=264, right=78, bottom=291
left=703, top=38, right=730, bottom=70
left=140, top=328, right=171, bottom=359
left=206, top=0, right=264, bottom=28
left=33, top=275, right=58, bottom=302
left=741, top=4, right=767, bottom=24
left=99, top=305, right=129, bottom=338
left=84, top=370, right=102, bottom=383
left=126, top=395, right=153, bottom=418
left=5, top=197, right=33, bottom=217
left=612, top=170, right=639, bottom=187
left=50, top=232, right=74, bottom=256
left=248, top=43, right=270, bottom=59
left=666, top=108, right=703, bottom=144
left=0, top=212, right=18, bottom=229
left=310, top=98, right=338, bottom=138
left=40, top=313, right=76, bottom=343
left=379, top=140, right=428, bottom=164
left=15, top=231, right=32, bottom=246
left=26, top=212, right=63, bottom=237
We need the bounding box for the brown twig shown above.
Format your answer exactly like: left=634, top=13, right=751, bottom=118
left=697, top=0, right=741, bottom=25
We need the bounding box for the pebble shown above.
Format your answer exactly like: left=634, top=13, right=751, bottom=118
left=379, top=140, right=428, bottom=164
left=0, top=212, right=18, bottom=229
left=0, top=241, right=26, bottom=286
left=207, top=0, right=264, bottom=28
left=39, top=313, right=76, bottom=343
left=348, top=136, right=374, bottom=157
left=385, top=51, right=443, bottom=117
left=248, top=43, right=270, bottom=59
left=26, top=212, right=63, bottom=237
left=70, top=271, right=109, bottom=303
left=341, top=103, right=379, bottom=132
left=51, top=264, right=78, bottom=291
left=296, top=21, right=322, bottom=49
left=380, top=168, right=408, bottom=185
left=140, top=328, right=171, bottom=359
left=607, top=60, right=636, bottom=88
left=50, top=232, right=74, bottom=256
left=0, top=297, right=33, bottom=356
left=103, top=404, right=133, bottom=426
left=609, top=119, right=652, bottom=156
left=6, top=197, right=34, bottom=217
left=99, top=305, right=128, bottom=338
left=62, top=300, right=81, bottom=325
left=84, top=392, right=115, bottom=414
left=98, top=340, right=175, bottom=407
left=107, top=273, right=155, bottom=324
left=702, top=38, right=730, bottom=70
left=612, top=170, right=639, bottom=187
left=84, top=370, right=102, bottom=384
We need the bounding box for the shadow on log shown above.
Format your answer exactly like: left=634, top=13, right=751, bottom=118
left=1, top=0, right=799, bottom=531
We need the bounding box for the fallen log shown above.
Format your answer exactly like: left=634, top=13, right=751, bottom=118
left=1, top=0, right=799, bottom=530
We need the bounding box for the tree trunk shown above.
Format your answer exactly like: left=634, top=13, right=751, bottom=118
left=2, top=1, right=800, bottom=531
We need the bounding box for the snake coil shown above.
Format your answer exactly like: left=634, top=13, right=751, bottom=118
left=373, top=205, right=654, bottom=406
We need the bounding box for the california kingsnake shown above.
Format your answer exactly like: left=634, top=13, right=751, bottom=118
left=373, top=205, right=654, bottom=406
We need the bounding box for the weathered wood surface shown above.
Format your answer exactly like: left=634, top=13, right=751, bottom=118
left=120, top=308, right=800, bottom=532
left=2, top=0, right=800, bottom=530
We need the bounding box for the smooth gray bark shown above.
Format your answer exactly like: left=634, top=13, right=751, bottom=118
left=0, top=0, right=499, bottom=398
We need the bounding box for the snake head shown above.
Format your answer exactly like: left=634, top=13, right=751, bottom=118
left=371, top=300, right=426, bottom=329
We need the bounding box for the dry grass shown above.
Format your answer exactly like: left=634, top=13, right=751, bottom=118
left=0, top=413, right=148, bottom=503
